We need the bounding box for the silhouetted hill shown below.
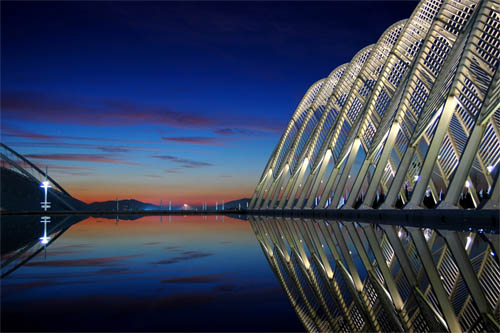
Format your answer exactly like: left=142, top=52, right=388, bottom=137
left=0, top=167, right=88, bottom=211
left=87, top=199, right=160, bottom=211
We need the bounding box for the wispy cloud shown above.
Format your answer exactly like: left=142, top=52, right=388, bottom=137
left=25, top=254, right=142, bottom=267
left=2, top=162, right=94, bottom=172
left=153, top=155, right=213, bottom=169
left=4, top=141, right=156, bottom=153
left=162, top=274, right=222, bottom=284
left=162, top=136, right=224, bottom=146
left=25, top=153, right=142, bottom=166
left=2, top=91, right=285, bottom=133
left=1, top=91, right=213, bottom=128
left=1, top=125, right=55, bottom=141
left=154, top=250, right=213, bottom=265
left=2, top=124, right=167, bottom=146
left=213, top=128, right=266, bottom=136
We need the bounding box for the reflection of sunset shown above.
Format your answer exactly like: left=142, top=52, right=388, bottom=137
left=70, top=215, right=253, bottom=241
left=2, top=215, right=304, bottom=332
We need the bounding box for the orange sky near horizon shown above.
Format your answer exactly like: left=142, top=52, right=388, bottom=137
left=66, top=180, right=256, bottom=205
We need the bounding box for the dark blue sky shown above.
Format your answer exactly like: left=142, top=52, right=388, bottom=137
left=1, top=1, right=418, bottom=204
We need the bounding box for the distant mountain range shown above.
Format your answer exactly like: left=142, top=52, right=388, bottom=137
left=87, top=199, right=160, bottom=211
left=87, top=198, right=250, bottom=211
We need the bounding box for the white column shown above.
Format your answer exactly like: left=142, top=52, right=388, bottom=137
left=408, top=96, right=458, bottom=208
left=315, top=167, right=340, bottom=209
left=330, top=138, right=361, bottom=209
left=285, top=159, right=309, bottom=209
left=363, top=122, right=400, bottom=208
left=345, top=159, right=371, bottom=208
left=440, top=124, right=486, bottom=208
left=304, top=151, right=332, bottom=209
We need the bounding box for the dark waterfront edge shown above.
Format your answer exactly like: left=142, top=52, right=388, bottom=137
left=1, top=209, right=498, bottom=233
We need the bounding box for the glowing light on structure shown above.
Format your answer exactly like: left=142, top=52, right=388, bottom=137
left=424, top=228, right=432, bottom=241
left=487, top=165, right=495, bottom=173
left=465, top=180, right=471, bottom=188
left=39, top=234, right=50, bottom=245
left=414, top=175, right=420, bottom=182
left=465, top=235, right=473, bottom=250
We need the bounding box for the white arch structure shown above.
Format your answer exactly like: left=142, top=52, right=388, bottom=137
left=250, top=0, right=500, bottom=211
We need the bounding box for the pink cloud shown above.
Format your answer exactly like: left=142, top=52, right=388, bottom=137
left=153, top=154, right=213, bottom=168
left=162, top=136, right=224, bottom=146
left=25, top=254, right=143, bottom=267
left=2, top=91, right=285, bottom=133
left=24, top=153, right=142, bottom=166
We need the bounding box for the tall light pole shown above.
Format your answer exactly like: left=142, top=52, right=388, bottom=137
left=39, top=168, right=51, bottom=245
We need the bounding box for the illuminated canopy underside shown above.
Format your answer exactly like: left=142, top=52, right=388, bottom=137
left=250, top=0, right=500, bottom=211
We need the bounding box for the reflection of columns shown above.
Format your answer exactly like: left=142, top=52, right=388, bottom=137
left=329, top=138, right=361, bottom=209
left=380, top=146, right=415, bottom=209
left=362, top=224, right=408, bottom=331
left=345, top=159, right=371, bottom=208
left=381, top=226, right=417, bottom=284
left=250, top=218, right=319, bottom=332
left=317, top=222, right=370, bottom=331
left=363, top=123, right=400, bottom=208
left=285, top=160, right=309, bottom=209
left=407, top=227, right=462, bottom=332
left=344, top=223, right=402, bottom=331
left=442, top=231, right=499, bottom=332
left=382, top=225, right=449, bottom=332
left=408, top=96, right=458, bottom=208
left=304, top=151, right=332, bottom=209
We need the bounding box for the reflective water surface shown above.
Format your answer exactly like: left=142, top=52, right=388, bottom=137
left=1, top=215, right=303, bottom=332
left=1, top=215, right=499, bottom=332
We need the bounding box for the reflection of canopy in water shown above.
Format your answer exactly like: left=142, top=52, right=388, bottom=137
left=250, top=0, right=500, bottom=211
left=0, top=215, right=87, bottom=278
left=249, top=216, right=500, bottom=332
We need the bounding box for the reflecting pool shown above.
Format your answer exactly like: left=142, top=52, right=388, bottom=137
left=1, top=215, right=303, bottom=332
left=1, top=215, right=499, bottom=332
